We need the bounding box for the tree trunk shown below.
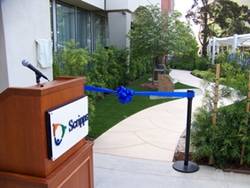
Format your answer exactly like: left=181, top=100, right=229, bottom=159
left=209, top=64, right=220, bottom=165
left=240, top=72, right=250, bottom=165
left=201, top=11, right=209, bottom=57
left=212, top=64, right=220, bottom=126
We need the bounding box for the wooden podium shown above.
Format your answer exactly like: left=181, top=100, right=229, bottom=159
left=0, top=77, right=93, bottom=188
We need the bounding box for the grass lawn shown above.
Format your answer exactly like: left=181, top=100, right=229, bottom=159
left=88, top=75, right=196, bottom=139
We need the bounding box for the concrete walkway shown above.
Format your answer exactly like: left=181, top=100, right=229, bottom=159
left=95, top=153, right=250, bottom=188
left=93, top=69, right=249, bottom=187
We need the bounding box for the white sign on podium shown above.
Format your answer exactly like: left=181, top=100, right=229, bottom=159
left=46, top=96, right=88, bottom=161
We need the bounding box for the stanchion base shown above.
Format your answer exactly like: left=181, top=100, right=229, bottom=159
left=173, top=161, right=199, bottom=173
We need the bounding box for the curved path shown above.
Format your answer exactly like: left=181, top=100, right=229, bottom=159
left=94, top=69, right=250, bottom=188
left=93, top=69, right=236, bottom=161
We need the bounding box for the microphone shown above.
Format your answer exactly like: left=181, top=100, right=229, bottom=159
left=22, top=60, right=49, bottom=84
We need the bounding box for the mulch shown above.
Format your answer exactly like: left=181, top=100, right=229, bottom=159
left=140, top=82, right=159, bottom=90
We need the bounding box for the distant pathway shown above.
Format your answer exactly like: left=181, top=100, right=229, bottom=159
left=93, top=69, right=236, bottom=161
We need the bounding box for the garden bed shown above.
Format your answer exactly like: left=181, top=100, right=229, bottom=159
left=173, top=135, right=250, bottom=175
left=174, top=100, right=250, bottom=175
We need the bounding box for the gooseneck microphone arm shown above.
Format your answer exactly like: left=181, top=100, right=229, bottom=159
left=21, top=60, right=49, bottom=85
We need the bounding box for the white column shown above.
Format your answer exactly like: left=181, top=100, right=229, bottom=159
left=232, top=34, right=238, bottom=53
left=212, top=37, right=216, bottom=64
left=216, top=43, right=220, bottom=54
left=52, top=0, right=57, bottom=52
left=0, top=3, right=9, bottom=93
left=207, top=39, right=211, bottom=57
left=108, top=11, right=132, bottom=48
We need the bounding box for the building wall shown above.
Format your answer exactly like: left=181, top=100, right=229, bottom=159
left=0, top=0, right=53, bottom=92
left=161, top=0, right=174, bottom=13
left=108, top=12, right=132, bottom=48
left=80, top=0, right=104, bottom=9
left=106, top=0, right=129, bottom=11
left=106, top=0, right=162, bottom=12
left=107, top=0, right=173, bottom=49
left=0, top=3, right=9, bottom=93
left=106, top=0, right=144, bottom=12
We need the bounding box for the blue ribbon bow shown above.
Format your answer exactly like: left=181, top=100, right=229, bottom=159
left=116, top=86, right=134, bottom=104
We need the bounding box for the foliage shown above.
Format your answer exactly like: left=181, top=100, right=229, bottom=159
left=169, top=56, right=196, bottom=70
left=130, top=6, right=198, bottom=73
left=166, top=11, right=199, bottom=71
left=88, top=46, right=129, bottom=89
left=128, top=56, right=152, bottom=81
left=191, top=69, right=215, bottom=81
left=167, top=12, right=198, bottom=57
left=186, top=0, right=210, bottom=57
left=169, top=56, right=210, bottom=71
left=129, top=5, right=168, bottom=59
left=213, top=52, right=249, bottom=96
left=192, top=101, right=250, bottom=167
left=195, top=56, right=211, bottom=70
left=220, top=63, right=249, bottom=96
left=209, top=0, right=250, bottom=37
left=53, top=41, right=89, bottom=77
left=192, top=53, right=249, bottom=94
left=192, top=53, right=249, bottom=167
left=53, top=42, right=129, bottom=126
left=186, top=0, right=250, bottom=57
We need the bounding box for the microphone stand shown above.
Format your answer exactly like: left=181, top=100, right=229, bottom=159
left=35, top=72, right=47, bottom=87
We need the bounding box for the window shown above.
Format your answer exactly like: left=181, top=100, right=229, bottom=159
left=93, top=14, right=107, bottom=50
left=56, top=3, right=76, bottom=48
left=76, top=8, right=91, bottom=49
left=51, top=1, right=108, bottom=51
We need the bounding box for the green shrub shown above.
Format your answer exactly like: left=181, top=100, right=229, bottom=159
left=169, top=55, right=196, bottom=70
left=53, top=42, right=132, bottom=103
left=195, top=57, right=210, bottom=70
left=169, top=55, right=211, bottom=71
left=192, top=101, right=250, bottom=167
left=129, top=55, right=151, bottom=81
left=88, top=46, right=128, bottom=89
left=191, top=69, right=215, bottom=82
left=53, top=41, right=89, bottom=77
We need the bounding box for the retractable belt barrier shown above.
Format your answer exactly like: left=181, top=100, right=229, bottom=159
left=85, top=85, right=199, bottom=173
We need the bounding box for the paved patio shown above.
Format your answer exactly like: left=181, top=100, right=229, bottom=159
left=94, top=153, right=250, bottom=188
left=93, top=69, right=249, bottom=187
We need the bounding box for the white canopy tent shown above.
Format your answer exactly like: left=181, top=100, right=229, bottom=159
left=208, top=33, right=250, bottom=64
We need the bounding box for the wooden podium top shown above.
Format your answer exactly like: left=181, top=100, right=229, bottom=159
left=0, top=76, right=87, bottom=177
left=0, top=77, right=85, bottom=98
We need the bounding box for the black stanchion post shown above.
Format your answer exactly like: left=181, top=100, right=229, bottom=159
left=173, top=90, right=199, bottom=173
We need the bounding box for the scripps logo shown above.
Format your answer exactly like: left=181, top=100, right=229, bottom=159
left=53, top=124, right=67, bottom=146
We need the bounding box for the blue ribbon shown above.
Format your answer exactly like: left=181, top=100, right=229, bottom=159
left=84, top=85, right=195, bottom=104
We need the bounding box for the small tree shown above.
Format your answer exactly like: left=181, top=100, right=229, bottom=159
left=186, top=0, right=212, bottom=57
left=129, top=5, right=198, bottom=76
left=129, top=6, right=168, bottom=63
